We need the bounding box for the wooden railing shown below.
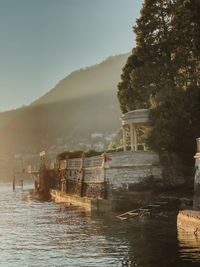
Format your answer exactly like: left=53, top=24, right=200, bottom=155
left=59, top=154, right=105, bottom=171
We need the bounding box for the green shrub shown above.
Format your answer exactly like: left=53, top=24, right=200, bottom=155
left=84, top=149, right=102, bottom=157
left=56, top=149, right=103, bottom=160
left=56, top=150, right=83, bottom=160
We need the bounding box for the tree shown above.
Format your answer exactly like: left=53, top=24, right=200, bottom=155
left=117, top=0, right=200, bottom=163
left=118, top=0, right=176, bottom=112
left=118, top=52, right=149, bottom=112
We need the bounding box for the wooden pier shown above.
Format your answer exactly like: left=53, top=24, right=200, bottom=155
left=116, top=201, right=169, bottom=220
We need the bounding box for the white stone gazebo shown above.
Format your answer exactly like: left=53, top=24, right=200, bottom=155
left=120, top=109, right=149, bottom=152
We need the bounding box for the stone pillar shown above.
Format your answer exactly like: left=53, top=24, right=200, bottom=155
left=194, top=157, right=200, bottom=209
left=197, top=138, right=200, bottom=154
left=194, top=138, right=200, bottom=192
left=123, top=127, right=126, bottom=151
left=133, top=124, right=137, bottom=151
left=194, top=137, right=200, bottom=209
left=130, top=123, right=134, bottom=151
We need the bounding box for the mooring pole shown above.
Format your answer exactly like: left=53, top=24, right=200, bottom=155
left=20, top=179, right=23, bottom=190
left=21, top=168, right=25, bottom=191
left=34, top=175, right=39, bottom=192
left=80, top=154, right=85, bottom=197
left=12, top=175, right=15, bottom=192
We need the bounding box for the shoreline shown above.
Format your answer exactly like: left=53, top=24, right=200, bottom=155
left=177, top=210, right=200, bottom=237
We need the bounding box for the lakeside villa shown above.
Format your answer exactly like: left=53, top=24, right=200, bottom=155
left=30, top=109, right=192, bottom=213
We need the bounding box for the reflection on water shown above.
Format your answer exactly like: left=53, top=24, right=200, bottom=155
left=178, top=226, right=200, bottom=264
left=0, top=184, right=200, bottom=266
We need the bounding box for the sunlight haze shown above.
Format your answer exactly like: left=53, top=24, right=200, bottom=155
left=0, top=0, right=143, bottom=110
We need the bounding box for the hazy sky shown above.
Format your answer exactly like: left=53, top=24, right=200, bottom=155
left=0, top=0, right=143, bottom=111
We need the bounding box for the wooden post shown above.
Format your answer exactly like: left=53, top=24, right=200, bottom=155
left=20, top=179, right=23, bottom=190
left=12, top=175, right=15, bottom=192
left=102, top=152, right=107, bottom=199
left=34, top=175, right=38, bottom=192
left=80, top=154, right=85, bottom=197
left=65, top=156, right=69, bottom=193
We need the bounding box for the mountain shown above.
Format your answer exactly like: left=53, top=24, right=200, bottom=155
left=32, top=53, right=129, bottom=106
left=0, top=52, right=130, bottom=159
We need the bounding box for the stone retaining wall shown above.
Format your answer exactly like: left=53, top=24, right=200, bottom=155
left=55, top=151, right=165, bottom=201
left=177, top=210, right=200, bottom=236
left=54, top=150, right=187, bottom=202
left=104, top=151, right=162, bottom=198
left=50, top=189, right=92, bottom=211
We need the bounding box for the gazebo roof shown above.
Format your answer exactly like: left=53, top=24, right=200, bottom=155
left=120, top=109, right=149, bottom=126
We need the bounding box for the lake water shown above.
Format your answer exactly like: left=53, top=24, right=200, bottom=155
left=0, top=184, right=200, bottom=267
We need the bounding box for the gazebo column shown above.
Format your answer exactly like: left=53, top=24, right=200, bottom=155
left=130, top=123, right=134, bottom=151
left=120, top=109, right=149, bottom=153
left=134, top=124, right=138, bottom=151
left=122, top=126, right=127, bottom=151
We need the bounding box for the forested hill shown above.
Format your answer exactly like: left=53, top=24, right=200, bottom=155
left=0, top=52, right=130, bottom=155
left=32, top=53, right=130, bottom=106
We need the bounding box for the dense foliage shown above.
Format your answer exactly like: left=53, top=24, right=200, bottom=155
left=56, top=149, right=102, bottom=161
left=118, top=0, right=200, bottom=163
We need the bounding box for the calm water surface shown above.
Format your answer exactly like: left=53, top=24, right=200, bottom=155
left=0, top=184, right=200, bottom=267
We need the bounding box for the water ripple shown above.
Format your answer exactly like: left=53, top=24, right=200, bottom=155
left=0, top=184, right=200, bottom=266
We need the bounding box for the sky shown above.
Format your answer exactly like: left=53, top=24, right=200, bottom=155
left=0, top=0, right=143, bottom=111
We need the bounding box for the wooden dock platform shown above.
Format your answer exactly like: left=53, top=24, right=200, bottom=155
left=116, top=201, right=169, bottom=220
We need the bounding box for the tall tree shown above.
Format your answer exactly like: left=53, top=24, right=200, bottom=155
left=117, top=0, right=200, bottom=162
left=118, top=0, right=175, bottom=112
